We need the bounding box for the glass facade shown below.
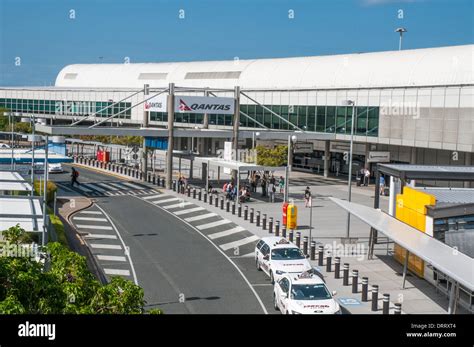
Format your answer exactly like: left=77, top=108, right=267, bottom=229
left=0, top=98, right=132, bottom=119
left=152, top=104, right=379, bottom=136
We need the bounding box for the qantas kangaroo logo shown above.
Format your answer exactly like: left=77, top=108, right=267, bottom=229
left=178, top=99, right=192, bottom=111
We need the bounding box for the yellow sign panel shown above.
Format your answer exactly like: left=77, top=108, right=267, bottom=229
left=394, top=187, right=436, bottom=278
left=287, top=203, right=298, bottom=230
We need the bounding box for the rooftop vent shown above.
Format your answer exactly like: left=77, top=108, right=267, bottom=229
left=64, top=73, right=78, bottom=80
left=138, top=72, right=168, bottom=80
left=185, top=71, right=241, bottom=80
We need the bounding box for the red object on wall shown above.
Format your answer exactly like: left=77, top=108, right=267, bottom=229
left=96, top=150, right=110, bottom=162
left=282, top=202, right=289, bottom=226
left=96, top=150, right=103, bottom=162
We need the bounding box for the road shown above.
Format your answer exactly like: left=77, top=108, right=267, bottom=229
left=50, top=164, right=273, bottom=314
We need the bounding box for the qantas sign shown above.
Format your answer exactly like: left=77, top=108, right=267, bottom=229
left=175, top=96, right=235, bottom=115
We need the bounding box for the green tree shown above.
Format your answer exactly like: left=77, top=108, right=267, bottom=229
left=0, top=225, right=150, bottom=314
left=256, top=145, right=288, bottom=166
left=2, top=224, right=32, bottom=245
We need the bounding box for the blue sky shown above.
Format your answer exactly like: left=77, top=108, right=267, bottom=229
left=0, top=0, right=472, bottom=86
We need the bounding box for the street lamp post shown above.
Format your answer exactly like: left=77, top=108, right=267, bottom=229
left=343, top=100, right=356, bottom=240
left=395, top=27, right=407, bottom=50
left=253, top=132, right=260, bottom=163
left=10, top=113, right=14, bottom=170
left=31, top=115, right=36, bottom=195
left=284, top=134, right=297, bottom=202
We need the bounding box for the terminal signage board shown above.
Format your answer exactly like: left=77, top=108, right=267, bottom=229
left=175, top=96, right=235, bottom=115
left=367, top=151, right=390, bottom=163
left=293, top=142, right=314, bottom=154
left=144, top=94, right=167, bottom=112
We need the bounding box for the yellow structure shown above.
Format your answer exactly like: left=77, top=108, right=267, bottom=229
left=287, top=203, right=298, bottom=230
left=394, top=186, right=436, bottom=278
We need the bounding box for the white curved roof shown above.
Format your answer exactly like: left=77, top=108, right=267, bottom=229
left=55, top=45, right=474, bottom=90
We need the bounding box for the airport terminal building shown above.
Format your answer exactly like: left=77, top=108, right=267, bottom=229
left=0, top=44, right=473, bottom=183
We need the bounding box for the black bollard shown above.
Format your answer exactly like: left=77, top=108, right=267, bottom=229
left=318, top=246, right=324, bottom=266
left=334, top=257, right=341, bottom=279
left=268, top=217, right=273, bottom=233
left=187, top=187, right=191, bottom=197
left=371, top=285, right=379, bottom=312
left=209, top=194, right=213, bottom=205
left=282, top=226, right=287, bottom=238
left=382, top=294, right=390, bottom=315
left=193, top=188, right=196, bottom=199
left=275, top=221, right=280, bottom=236
left=220, top=196, right=224, bottom=210
left=215, top=195, right=219, bottom=207
left=303, top=236, right=308, bottom=255
left=250, top=208, right=254, bottom=223
left=244, top=206, right=248, bottom=220
left=226, top=200, right=230, bottom=212
left=310, top=241, right=316, bottom=260
left=326, top=256, right=332, bottom=272
left=394, top=303, right=402, bottom=315
left=343, top=263, right=350, bottom=286
left=203, top=192, right=207, bottom=203
left=352, top=270, right=359, bottom=293
left=238, top=204, right=242, bottom=217
left=289, top=230, right=294, bottom=242
left=262, top=214, right=267, bottom=230
left=361, top=277, right=369, bottom=302
left=256, top=211, right=260, bottom=227
left=295, top=232, right=301, bottom=248
left=232, top=202, right=236, bottom=215
left=198, top=189, right=202, bottom=201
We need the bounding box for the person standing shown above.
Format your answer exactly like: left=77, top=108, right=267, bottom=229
left=71, top=167, right=80, bottom=187
left=279, top=176, right=285, bottom=194
left=364, top=168, right=371, bottom=186
left=268, top=181, right=275, bottom=203
left=261, top=177, right=267, bottom=197
left=379, top=175, right=386, bottom=195
left=304, top=186, right=311, bottom=208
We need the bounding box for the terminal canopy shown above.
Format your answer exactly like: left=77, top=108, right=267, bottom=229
left=194, top=157, right=286, bottom=174
left=0, top=170, right=32, bottom=192
left=330, top=197, right=474, bottom=291
left=0, top=196, right=44, bottom=232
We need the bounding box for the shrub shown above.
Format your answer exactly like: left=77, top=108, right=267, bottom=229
left=34, top=180, right=57, bottom=204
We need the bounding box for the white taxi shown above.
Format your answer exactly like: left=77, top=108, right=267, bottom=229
left=255, top=237, right=312, bottom=284
left=273, top=271, right=341, bottom=314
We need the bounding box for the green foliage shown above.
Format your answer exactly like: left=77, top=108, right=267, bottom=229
left=48, top=212, right=68, bottom=247
left=2, top=224, right=32, bottom=244
left=0, top=225, right=150, bottom=314
left=256, top=145, right=288, bottom=167
left=34, top=180, right=57, bottom=204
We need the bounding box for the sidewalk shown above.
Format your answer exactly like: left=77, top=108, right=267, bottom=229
left=159, top=178, right=465, bottom=314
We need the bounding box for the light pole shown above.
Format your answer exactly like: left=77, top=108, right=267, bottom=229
left=31, top=115, right=36, bottom=195
left=395, top=27, right=407, bottom=50
left=284, top=134, right=297, bottom=202
left=342, top=100, right=356, bottom=240
left=10, top=113, right=14, bottom=170
left=253, top=132, right=260, bottom=163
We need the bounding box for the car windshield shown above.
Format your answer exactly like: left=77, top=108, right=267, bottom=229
left=291, top=284, right=332, bottom=300
left=271, top=248, right=305, bottom=260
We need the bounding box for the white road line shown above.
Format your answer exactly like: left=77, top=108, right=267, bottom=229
left=84, top=234, right=118, bottom=240
left=144, top=194, right=169, bottom=200
left=162, top=202, right=194, bottom=209
left=97, top=255, right=127, bottom=262
left=76, top=224, right=113, bottom=230
left=184, top=213, right=217, bottom=222
left=120, top=181, right=145, bottom=190
left=133, top=196, right=268, bottom=314
left=75, top=184, right=93, bottom=193
left=73, top=217, right=108, bottom=222
left=104, top=269, right=130, bottom=276
left=90, top=244, right=122, bottom=250
left=153, top=197, right=180, bottom=204
left=108, top=182, right=128, bottom=190
left=196, top=219, right=232, bottom=230
left=79, top=211, right=103, bottom=215
left=208, top=226, right=246, bottom=240
left=95, top=182, right=119, bottom=190
left=94, top=204, right=139, bottom=286
left=219, top=235, right=260, bottom=251
left=173, top=206, right=205, bottom=215
left=85, top=183, right=108, bottom=193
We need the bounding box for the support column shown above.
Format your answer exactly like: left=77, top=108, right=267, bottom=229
left=141, top=84, right=149, bottom=181
left=232, top=86, right=240, bottom=160
left=202, top=89, right=210, bottom=158
left=465, top=152, right=472, bottom=188
left=324, top=140, right=330, bottom=178
left=410, top=147, right=417, bottom=164
left=166, top=83, right=175, bottom=189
